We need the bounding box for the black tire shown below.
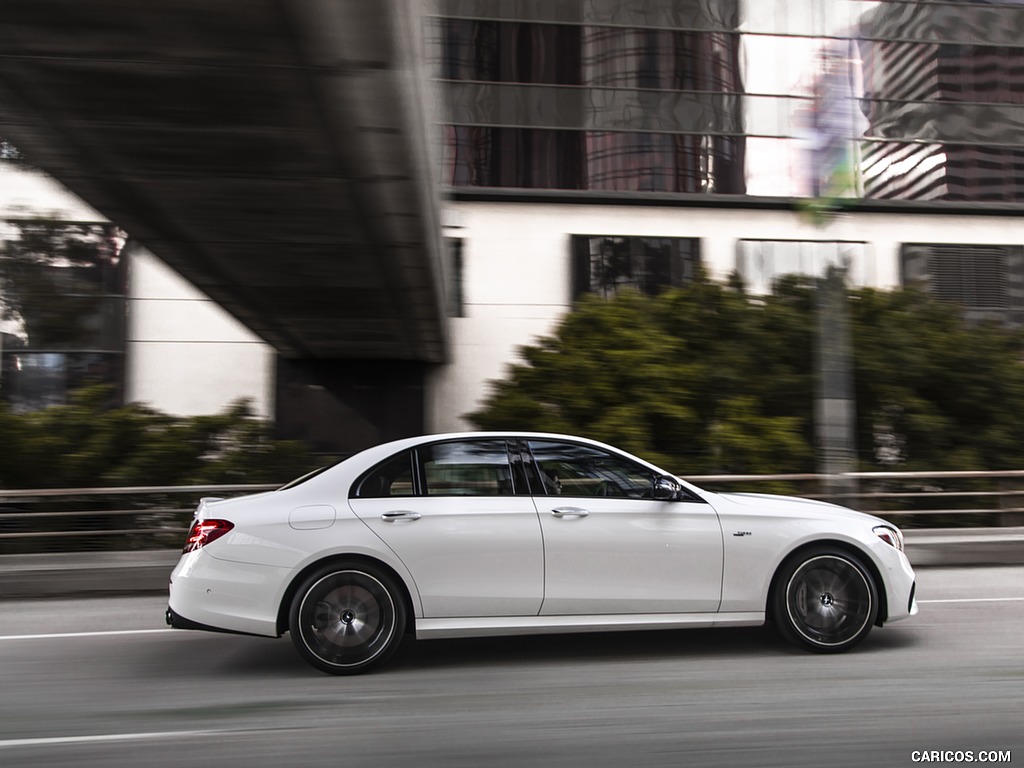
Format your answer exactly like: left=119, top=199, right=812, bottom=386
left=288, top=562, right=406, bottom=675
left=771, top=547, right=878, bottom=653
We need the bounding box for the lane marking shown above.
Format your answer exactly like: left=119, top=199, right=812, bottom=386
left=1, top=598, right=1021, bottom=641
left=0, top=628, right=172, bottom=641
left=0, top=730, right=226, bottom=749
left=918, top=597, right=1024, bottom=604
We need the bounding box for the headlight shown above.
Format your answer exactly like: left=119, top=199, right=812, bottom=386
left=873, top=524, right=905, bottom=552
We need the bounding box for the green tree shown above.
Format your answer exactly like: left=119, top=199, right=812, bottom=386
left=850, top=287, right=1024, bottom=471
left=0, top=385, right=317, bottom=489
left=468, top=278, right=1024, bottom=474
left=469, top=278, right=813, bottom=473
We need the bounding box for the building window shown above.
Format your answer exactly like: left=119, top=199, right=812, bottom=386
left=442, top=126, right=745, bottom=194
left=445, top=237, right=464, bottom=318
left=581, top=28, right=741, bottom=92
left=736, top=240, right=872, bottom=295
left=432, top=18, right=582, bottom=85
left=0, top=220, right=126, bottom=411
left=572, top=236, right=700, bottom=299
left=900, top=243, right=1024, bottom=323
left=434, top=17, right=746, bottom=196
left=443, top=126, right=585, bottom=190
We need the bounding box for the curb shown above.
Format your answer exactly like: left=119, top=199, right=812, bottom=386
left=0, top=550, right=179, bottom=599
left=0, top=529, right=1022, bottom=600
left=904, top=527, right=1024, bottom=567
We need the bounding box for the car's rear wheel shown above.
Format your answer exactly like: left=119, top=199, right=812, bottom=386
left=289, top=562, right=406, bottom=675
left=772, top=548, right=878, bottom=653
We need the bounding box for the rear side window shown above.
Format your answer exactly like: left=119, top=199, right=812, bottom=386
left=419, top=440, right=514, bottom=496
left=353, top=451, right=416, bottom=498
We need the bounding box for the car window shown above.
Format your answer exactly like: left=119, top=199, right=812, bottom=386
left=420, top=440, right=515, bottom=496
left=353, top=451, right=416, bottom=498
left=526, top=440, right=655, bottom=499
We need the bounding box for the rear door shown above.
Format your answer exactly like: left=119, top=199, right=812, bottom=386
left=349, top=438, right=544, bottom=618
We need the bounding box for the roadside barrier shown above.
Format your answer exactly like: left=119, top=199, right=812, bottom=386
left=2, top=471, right=1024, bottom=554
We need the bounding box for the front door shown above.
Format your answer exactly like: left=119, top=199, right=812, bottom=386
left=525, top=439, right=723, bottom=615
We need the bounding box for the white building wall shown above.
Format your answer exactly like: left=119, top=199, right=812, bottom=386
left=126, top=250, right=275, bottom=418
left=0, top=163, right=104, bottom=221
left=427, top=201, right=1024, bottom=433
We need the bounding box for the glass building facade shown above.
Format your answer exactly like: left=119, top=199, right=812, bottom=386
left=0, top=220, right=126, bottom=411
left=429, top=0, right=1024, bottom=206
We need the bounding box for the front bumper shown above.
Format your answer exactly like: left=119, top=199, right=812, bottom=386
left=881, top=548, right=918, bottom=623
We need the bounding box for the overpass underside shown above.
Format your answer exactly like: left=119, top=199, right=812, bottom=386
left=0, top=0, right=449, bottom=453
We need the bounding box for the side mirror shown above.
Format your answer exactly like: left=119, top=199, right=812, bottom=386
left=653, top=476, right=683, bottom=501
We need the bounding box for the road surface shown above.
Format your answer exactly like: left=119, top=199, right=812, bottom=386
left=0, top=566, right=1020, bottom=767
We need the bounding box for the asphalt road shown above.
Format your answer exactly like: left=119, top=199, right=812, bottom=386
left=0, top=566, right=1021, bottom=768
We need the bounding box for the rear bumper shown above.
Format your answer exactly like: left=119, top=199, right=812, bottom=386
left=167, top=549, right=288, bottom=637
left=165, top=606, right=266, bottom=637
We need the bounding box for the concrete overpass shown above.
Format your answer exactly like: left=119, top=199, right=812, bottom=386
left=0, top=0, right=449, bottom=451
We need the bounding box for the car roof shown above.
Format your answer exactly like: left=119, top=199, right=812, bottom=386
left=321, top=431, right=674, bottom=483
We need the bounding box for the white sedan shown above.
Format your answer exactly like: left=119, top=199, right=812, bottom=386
left=166, top=432, right=917, bottom=674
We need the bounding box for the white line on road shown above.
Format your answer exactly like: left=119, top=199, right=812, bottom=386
left=0, top=730, right=227, bottom=749
left=0, top=628, right=172, bottom=641
left=1, top=596, right=1023, bottom=642
left=918, top=597, right=1024, bottom=604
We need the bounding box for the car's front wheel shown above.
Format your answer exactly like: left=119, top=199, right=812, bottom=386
left=772, top=548, right=879, bottom=653
left=289, top=562, right=406, bottom=675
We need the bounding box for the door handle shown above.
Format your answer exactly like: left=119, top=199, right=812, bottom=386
left=551, top=506, right=589, bottom=518
left=381, top=511, right=421, bottom=522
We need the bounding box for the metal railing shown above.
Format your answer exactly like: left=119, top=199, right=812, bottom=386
left=687, top=470, right=1024, bottom=522
left=1, top=471, right=1023, bottom=554
left=0, top=483, right=278, bottom=554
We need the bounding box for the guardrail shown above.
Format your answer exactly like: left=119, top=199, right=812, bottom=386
left=688, top=470, right=1024, bottom=524
left=0, top=484, right=278, bottom=555
left=1, top=471, right=1023, bottom=554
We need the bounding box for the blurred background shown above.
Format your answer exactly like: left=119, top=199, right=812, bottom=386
left=0, top=5, right=1021, bottom=767
left=4, top=0, right=1024, bottom=527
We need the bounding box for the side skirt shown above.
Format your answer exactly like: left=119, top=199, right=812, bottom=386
left=414, top=612, right=764, bottom=640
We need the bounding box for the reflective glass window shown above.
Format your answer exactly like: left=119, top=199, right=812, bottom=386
left=419, top=440, right=515, bottom=496
left=354, top=451, right=416, bottom=498
left=442, top=126, right=584, bottom=189
left=433, top=18, right=581, bottom=85
left=526, top=440, right=655, bottom=499
left=572, top=236, right=700, bottom=298
left=736, top=240, right=872, bottom=295
left=0, top=351, right=124, bottom=413
left=1, top=220, right=126, bottom=410
left=0, top=221, right=126, bottom=350
left=901, top=243, right=1024, bottom=324
left=442, top=127, right=745, bottom=193
left=581, top=28, right=741, bottom=92
left=433, top=3, right=1024, bottom=206
left=444, top=237, right=465, bottom=317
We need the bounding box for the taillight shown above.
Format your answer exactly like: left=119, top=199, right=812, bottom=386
left=183, top=519, right=234, bottom=553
